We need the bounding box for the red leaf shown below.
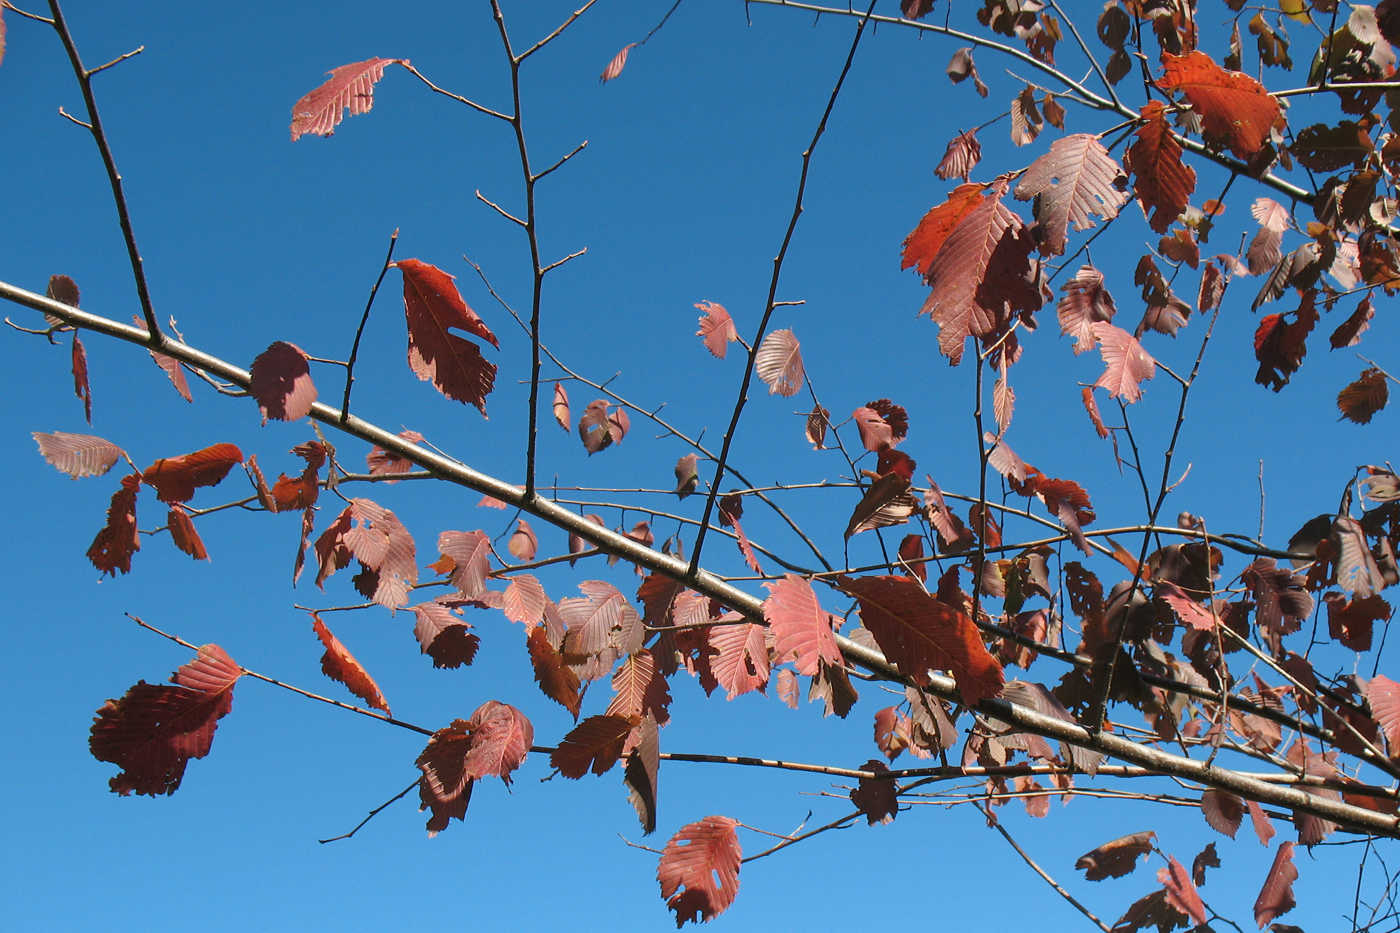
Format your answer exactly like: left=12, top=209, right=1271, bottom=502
left=1075, top=831, right=1155, bottom=880
left=291, top=57, right=399, bottom=140
left=71, top=332, right=91, bottom=424
left=559, top=580, right=642, bottom=660
left=1331, top=294, right=1374, bottom=348
left=249, top=341, right=317, bottom=423
left=1057, top=265, right=1117, bottom=354
left=508, top=518, right=538, bottom=561
left=805, top=404, right=830, bottom=449
left=397, top=258, right=498, bottom=414
left=33, top=430, right=124, bottom=479
left=1158, top=51, right=1283, bottom=159
left=1124, top=101, right=1196, bottom=233
left=901, top=182, right=989, bottom=278
left=657, top=816, right=742, bottom=927
left=461, top=700, right=532, bottom=787
left=1254, top=296, right=1318, bottom=391
left=720, top=495, right=764, bottom=574
left=526, top=624, right=580, bottom=717
left=764, top=575, right=842, bottom=676
left=130, top=316, right=193, bottom=402
left=551, top=714, right=632, bottom=777
left=366, top=428, right=425, bottom=481
left=141, top=443, right=244, bottom=504
left=1248, top=798, right=1276, bottom=846
left=754, top=328, right=803, bottom=396
left=623, top=714, right=660, bottom=834
left=1158, top=855, right=1207, bottom=926
left=314, top=499, right=418, bottom=608
left=1013, top=133, right=1127, bottom=256
left=1338, top=367, right=1389, bottom=423
left=599, top=43, right=636, bottom=83
left=552, top=382, right=570, bottom=430
left=1368, top=674, right=1400, bottom=754
left=1081, top=386, right=1110, bottom=438
left=1200, top=789, right=1244, bottom=838
left=836, top=574, right=1003, bottom=705
left=607, top=649, right=672, bottom=726
left=935, top=129, right=982, bottom=182
left=708, top=619, right=770, bottom=700
left=501, top=574, right=547, bottom=625
left=852, top=406, right=894, bottom=452
left=1157, top=580, right=1216, bottom=631
left=1253, top=842, right=1299, bottom=928
left=845, top=473, right=918, bottom=538
left=310, top=612, right=390, bottom=713
left=695, top=300, right=737, bottom=359
left=89, top=644, right=241, bottom=796
left=1091, top=322, right=1156, bottom=402
left=410, top=600, right=478, bottom=669
left=87, top=474, right=142, bottom=576
left=1327, top=593, right=1390, bottom=651
left=166, top=504, right=208, bottom=561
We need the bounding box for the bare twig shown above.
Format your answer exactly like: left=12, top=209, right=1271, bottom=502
left=341, top=229, right=399, bottom=423
left=318, top=778, right=419, bottom=844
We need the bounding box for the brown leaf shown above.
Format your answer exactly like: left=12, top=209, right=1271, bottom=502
left=89, top=644, right=241, bottom=796
left=936, top=129, right=983, bottom=181
left=1158, top=51, right=1283, bottom=159
left=291, top=57, right=399, bottom=140
left=397, top=258, right=498, bottom=414
left=1253, top=841, right=1299, bottom=928
left=1331, top=294, right=1374, bottom=348
left=87, top=474, right=142, bottom=576
left=1337, top=367, right=1389, bottom=423
left=657, top=816, right=742, bottom=927
left=249, top=341, right=317, bottom=423
left=552, top=714, right=633, bottom=777
left=1200, top=789, right=1243, bottom=838
left=166, top=504, right=209, bottom=561
left=1075, top=831, right=1155, bottom=880
left=71, top=333, right=91, bottom=424
left=411, top=600, right=480, bottom=669
left=836, top=574, right=1003, bottom=705
left=310, top=612, right=390, bottom=713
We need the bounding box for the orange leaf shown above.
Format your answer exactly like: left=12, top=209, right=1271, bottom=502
left=1158, top=51, right=1282, bottom=159
left=141, top=443, right=244, bottom=503
left=901, top=182, right=988, bottom=278
left=1124, top=100, right=1196, bottom=233
left=310, top=612, right=390, bottom=714
left=166, top=504, right=209, bottom=561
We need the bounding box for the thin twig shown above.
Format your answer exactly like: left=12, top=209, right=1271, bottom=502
left=85, top=45, right=143, bottom=77
left=398, top=62, right=511, bottom=121
left=341, top=229, right=399, bottom=423
left=979, top=802, right=1111, bottom=932
left=318, top=778, right=419, bottom=844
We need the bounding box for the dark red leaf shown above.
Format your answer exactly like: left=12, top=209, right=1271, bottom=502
left=87, top=474, right=141, bottom=576
left=845, top=473, right=918, bottom=538
left=72, top=332, right=91, bottom=424
left=249, top=341, right=317, bottom=423
left=397, top=258, right=498, bottom=414
left=416, top=719, right=474, bottom=836
left=291, top=57, right=399, bottom=140
left=1331, top=294, right=1374, bottom=348
left=657, top=816, right=742, bottom=927
left=1075, top=831, right=1155, bottom=880
left=1327, top=592, right=1389, bottom=651
left=410, top=600, right=480, bottom=669
left=850, top=759, right=898, bottom=824
left=130, top=316, right=193, bottom=402
left=166, top=504, right=208, bottom=561
left=310, top=612, right=390, bottom=713
left=1253, top=842, right=1299, bottom=928
left=89, top=644, right=241, bottom=796
left=551, top=714, right=632, bottom=777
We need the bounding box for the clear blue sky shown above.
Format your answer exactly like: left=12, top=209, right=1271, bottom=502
left=2, top=1, right=1394, bottom=930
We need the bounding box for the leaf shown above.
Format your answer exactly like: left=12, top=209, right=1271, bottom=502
left=657, top=816, right=741, bottom=927
left=805, top=404, right=830, bottom=449
left=397, top=258, right=498, bottom=414
left=131, top=316, right=193, bottom=402
left=1334, top=516, right=1385, bottom=599
left=1010, top=85, right=1043, bottom=146
left=33, top=431, right=124, bottom=479
left=836, top=574, right=1003, bottom=705
left=502, top=574, right=547, bottom=625
left=1337, top=367, right=1389, bottom=423
left=508, top=519, right=538, bottom=561
left=1253, top=296, right=1317, bottom=391
left=1124, top=101, right=1196, bottom=233
left=1253, top=842, right=1298, bottom=928
left=291, top=57, right=399, bottom=140
left=754, top=328, right=803, bottom=396
left=1158, top=51, right=1283, bottom=159
left=72, top=333, right=91, bottom=424
left=1091, top=322, right=1156, bottom=402
left=764, top=574, right=841, bottom=676
left=935, top=129, right=982, bottom=181
left=924, top=475, right=975, bottom=551
left=314, top=499, right=418, bottom=609
left=578, top=399, right=614, bottom=454
left=89, top=644, right=241, bottom=796
left=462, top=700, right=532, bottom=787
left=1013, top=133, right=1127, bottom=256
left=1367, top=674, right=1400, bottom=754
left=560, top=580, right=643, bottom=660
left=623, top=713, right=660, bottom=834
left=552, top=714, right=632, bottom=777
left=1081, top=386, right=1110, bottom=439
left=720, top=495, right=764, bottom=575
left=993, top=360, right=1014, bottom=434
left=1157, top=855, right=1207, bottom=926
left=600, top=43, right=636, bottom=83
left=608, top=649, right=672, bottom=726
left=845, top=473, right=918, bottom=538
left=1057, top=265, right=1117, bottom=353
left=141, top=443, right=244, bottom=504
left=366, top=428, right=425, bottom=480
left=1331, top=294, right=1374, bottom=348
left=411, top=600, right=480, bottom=669
left=1075, top=831, right=1155, bottom=880
left=850, top=759, right=898, bottom=825
left=310, top=612, right=390, bottom=713
left=415, top=719, right=475, bottom=836
left=946, top=47, right=988, bottom=97
left=674, top=453, right=699, bottom=499
left=707, top=620, right=770, bottom=699
left=901, top=183, right=989, bottom=278
left=852, top=406, right=894, bottom=452
left=1326, top=593, right=1390, bottom=652
left=552, top=382, right=570, bottom=430
left=695, top=301, right=737, bottom=358
left=87, top=474, right=141, bottom=576
left=166, top=504, right=208, bottom=561
left=249, top=341, right=317, bottom=423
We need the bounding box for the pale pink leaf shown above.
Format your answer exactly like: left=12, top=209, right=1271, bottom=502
left=502, top=574, right=547, bottom=625
left=291, top=57, right=399, bottom=141
left=754, top=329, right=804, bottom=396
left=1013, top=133, right=1128, bottom=256
left=33, top=431, right=125, bottom=479
left=1057, top=265, right=1117, bottom=354
left=508, top=519, right=538, bottom=561
left=695, top=301, right=737, bottom=359
left=552, top=382, right=570, bottom=431
left=600, top=43, right=636, bottom=83
left=366, top=429, right=425, bottom=481
left=852, top=406, right=894, bottom=452
left=764, top=574, right=841, bottom=676
left=1091, top=322, right=1156, bottom=403
left=708, top=620, right=769, bottom=699
left=437, top=530, right=492, bottom=598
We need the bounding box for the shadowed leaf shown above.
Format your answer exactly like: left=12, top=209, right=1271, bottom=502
left=397, top=258, right=498, bottom=414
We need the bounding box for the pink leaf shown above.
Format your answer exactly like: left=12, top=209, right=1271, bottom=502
left=437, top=530, right=492, bottom=598
left=33, top=431, right=125, bottom=479
left=695, top=300, right=737, bottom=358
left=502, top=574, right=547, bottom=625
left=249, top=341, right=317, bottom=423
left=366, top=428, right=425, bottom=481
left=657, top=816, right=742, bottom=927
left=1157, top=855, right=1207, bottom=926
left=764, top=575, right=842, bottom=676
left=708, top=619, right=769, bottom=700
left=508, top=519, right=538, bottom=561
left=852, top=406, right=894, bottom=452
left=314, top=499, right=418, bottom=608
left=411, top=600, right=480, bottom=669
left=291, top=57, right=399, bottom=140
left=460, top=700, right=532, bottom=787
left=754, top=328, right=804, bottom=396
left=1013, top=133, right=1127, bottom=256
left=1091, top=322, right=1156, bottom=403
left=397, top=258, right=498, bottom=415
left=935, top=129, right=982, bottom=182
left=600, top=43, right=636, bottom=83
left=1057, top=265, right=1117, bottom=354
left=552, top=382, right=570, bottom=430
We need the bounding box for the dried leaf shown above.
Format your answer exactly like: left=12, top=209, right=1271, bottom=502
left=850, top=759, right=898, bottom=824
left=936, top=129, right=983, bottom=181
left=1075, top=831, right=1155, bottom=880
left=1091, top=322, right=1156, bottom=402
left=1158, top=51, right=1283, bottom=158
left=552, top=382, right=571, bottom=430
left=508, top=519, right=538, bottom=561
left=72, top=333, right=91, bottom=424
left=291, top=57, right=398, bottom=140
left=397, top=258, right=498, bottom=414
left=411, top=600, right=480, bottom=669
left=1253, top=842, right=1299, bottom=928
left=1337, top=367, right=1389, bottom=423
left=901, top=183, right=989, bottom=279
left=1158, top=855, right=1207, bottom=925
left=166, top=504, right=208, bottom=561
left=314, top=499, right=418, bottom=609
left=551, top=714, right=632, bottom=777
left=600, top=43, right=636, bottom=83
left=249, top=341, right=317, bottom=423
left=141, top=443, right=243, bottom=504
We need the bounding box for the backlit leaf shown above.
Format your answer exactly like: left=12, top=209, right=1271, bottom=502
left=1158, top=51, right=1283, bottom=159
left=935, top=129, right=982, bottom=181
left=87, top=474, right=141, bottom=576
left=366, top=428, right=425, bottom=481
left=436, top=530, right=491, bottom=598
left=166, top=504, right=208, bottom=561
left=291, top=57, right=399, bottom=140
left=695, top=300, right=737, bottom=359
left=1013, top=133, right=1127, bottom=255
left=508, top=519, right=538, bottom=561
left=72, top=333, right=91, bottom=424
left=552, top=382, right=570, bottom=430
left=600, top=43, right=636, bottom=83
left=411, top=600, right=479, bottom=669
left=552, top=714, right=632, bottom=777
left=33, top=431, right=124, bottom=479
left=397, top=258, right=498, bottom=414
left=314, top=498, right=418, bottom=609
left=1121, top=100, right=1194, bottom=234
left=141, top=443, right=244, bottom=504
left=764, top=574, right=841, bottom=676
left=1253, top=842, right=1298, bottom=928
left=1158, top=855, right=1207, bottom=925
left=901, top=183, right=989, bottom=278
left=850, top=759, right=898, bottom=824
left=754, top=328, right=803, bottom=396
left=310, top=612, right=390, bottom=714
left=657, top=816, right=741, bottom=927
left=527, top=622, right=579, bottom=717
left=708, top=619, right=769, bottom=699
left=1091, top=322, right=1156, bottom=403
left=249, top=341, right=317, bottom=422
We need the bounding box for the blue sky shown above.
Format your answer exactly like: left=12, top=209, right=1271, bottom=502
left=2, top=1, right=1396, bottom=930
